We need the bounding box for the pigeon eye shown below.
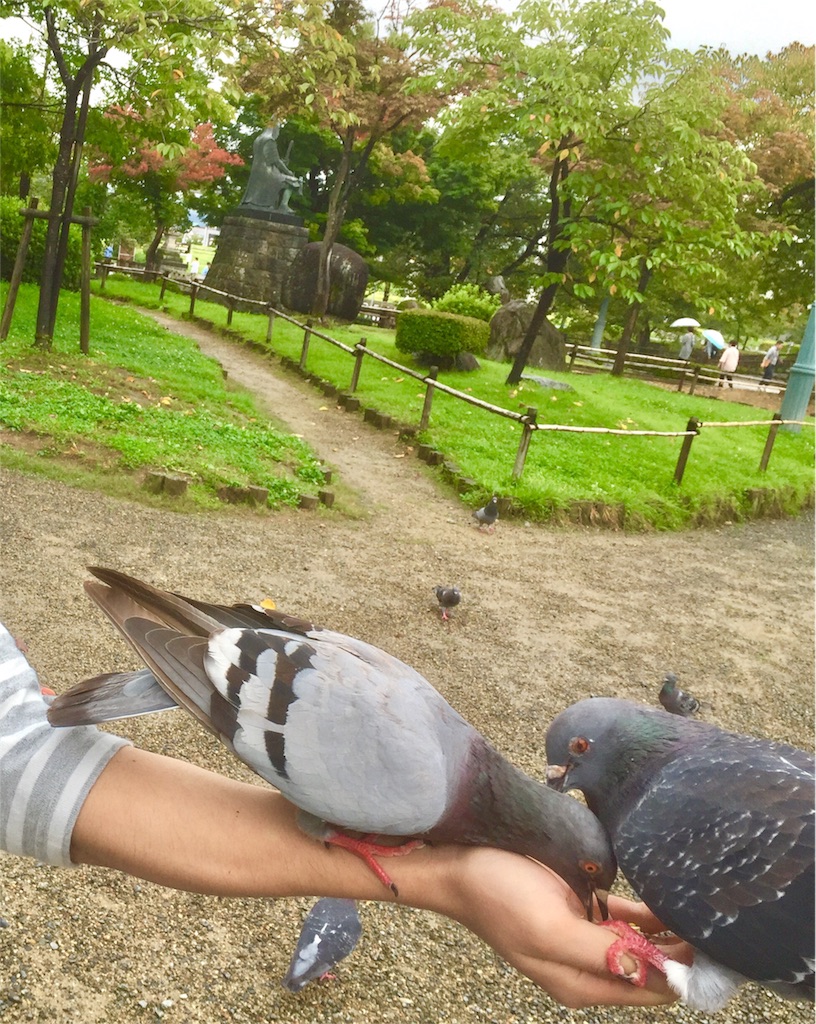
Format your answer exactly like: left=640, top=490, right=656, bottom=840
left=580, top=859, right=601, bottom=875
left=569, top=736, right=589, bottom=755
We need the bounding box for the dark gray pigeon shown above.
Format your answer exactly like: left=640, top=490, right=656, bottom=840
left=472, top=496, right=499, bottom=532
left=433, top=586, right=461, bottom=621
left=282, top=898, right=362, bottom=992
left=658, top=673, right=700, bottom=717
left=48, top=568, right=615, bottom=913
left=545, top=697, right=815, bottom=1012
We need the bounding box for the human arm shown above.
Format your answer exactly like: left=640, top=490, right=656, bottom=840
left=72, top=745, right=681, bottom=1008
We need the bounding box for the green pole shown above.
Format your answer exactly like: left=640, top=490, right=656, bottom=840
left=780, top=303, right=815, bottom=433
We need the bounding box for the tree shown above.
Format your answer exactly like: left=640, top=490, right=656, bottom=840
left=89, top=112, right=242, bottom=268
left=1, top=0, right=245, bottom=348
left=707, top=45, right=815, bottom=338
left=242, top=0, right=467, bottom=317
left=428, top=0, right=780, bottom=380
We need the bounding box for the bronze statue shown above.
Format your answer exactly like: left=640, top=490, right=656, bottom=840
left=239, top=125, right=302, bottom=214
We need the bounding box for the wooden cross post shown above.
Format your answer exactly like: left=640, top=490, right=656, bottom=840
left=0, top=198, right=40, bottom=341
left=1, top=200, right=99, bottom=347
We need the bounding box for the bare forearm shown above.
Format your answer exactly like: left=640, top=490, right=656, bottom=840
left=70, top=746, right=456, bottom=903
left=71, top=747, right=677, bottom=1008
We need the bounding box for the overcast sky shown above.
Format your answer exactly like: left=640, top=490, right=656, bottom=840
left=656, top=0, right=813, bottom=55
left=2, top=1, right=813, bottom=55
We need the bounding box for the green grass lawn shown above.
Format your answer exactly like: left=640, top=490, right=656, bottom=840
left=0, top=283, right=325, bottom=510
left=2, top=275, right=813, bottom=528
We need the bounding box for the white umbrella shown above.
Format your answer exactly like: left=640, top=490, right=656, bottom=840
left=669, top=317, right=701, bottom=328
left=701, top=329, right=726, bottom=351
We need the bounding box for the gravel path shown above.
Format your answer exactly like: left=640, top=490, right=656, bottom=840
left=0, top=311, right=813, bottom=1024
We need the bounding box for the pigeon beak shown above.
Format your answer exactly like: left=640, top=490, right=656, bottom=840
left=593, top=887, right=610, bottom=921
left=545, top=763, right=567, bottom=789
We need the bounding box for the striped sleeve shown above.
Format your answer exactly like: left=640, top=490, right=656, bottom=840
left=0, top=623, right=130, bottom=867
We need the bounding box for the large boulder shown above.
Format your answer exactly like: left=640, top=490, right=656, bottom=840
left=283, top=242, right=368, bottom=320
left=487, top=300, right=567, bottom=371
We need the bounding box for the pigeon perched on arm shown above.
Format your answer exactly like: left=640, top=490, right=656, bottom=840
left=434, top=586, right=461, bottom=621
left=472, top=496, right=499, bottom=532
left=282, top=898, right=362, bottom=992
left=545, top=697, right=815, bottom=1012
left=48, top=567, right=615, bottom=915
left=657, top=673, right=700, bottom=717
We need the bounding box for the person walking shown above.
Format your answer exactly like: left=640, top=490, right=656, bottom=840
left=759, top=341, right=783, bottom=386
left=678, top=330, right=697, bottom=361
left=717, top=340, right=740, bottom=388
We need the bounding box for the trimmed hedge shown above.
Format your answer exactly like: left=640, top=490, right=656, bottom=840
left=395, top=307, right=490, bottom=362
left=0, top=195, right=83, bottom=290
left=431, top=283, right=501, bottom=323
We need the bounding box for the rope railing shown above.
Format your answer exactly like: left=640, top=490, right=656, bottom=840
left=94, top=267, right=811, bottom=488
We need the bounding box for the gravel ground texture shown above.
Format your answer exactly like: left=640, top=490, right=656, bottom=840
left=1, top=315, right=813, bottom=1024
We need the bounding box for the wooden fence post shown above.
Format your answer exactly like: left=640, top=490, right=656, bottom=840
left=0, top=197, right=39, bottom=341
left=299, top=320, right=313, bottom=371
left=227, top=300, right=234, bottom=326
left=419, top=366, right=438, bottom=431
left=688, top=365, right=701, bottom=396
left=759, top=413, right=782, bottom=472
left=568, top=342, right=579, bottom=371
left=159, top=275, right=168, bottom=301
left=511, top=406, right=538, bottom=482
left=350, top=337, right=367, bottom=392
left=266, top=305, right=276, bottom=344
left=79, top=206, right=92, bottom=354
left=673, top=417, right=702, bottom=485
left=189, top=283, right=198, bottom=316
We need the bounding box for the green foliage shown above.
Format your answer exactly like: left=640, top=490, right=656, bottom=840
left=431, top=283, right=501, bottom=322
left=0, top=283, right=324, bottom=509
left=0, top=197, right=83, bottom=289
left=0, top=41, right=58, bottom=197
left=395, top=308, right=490, bottom=360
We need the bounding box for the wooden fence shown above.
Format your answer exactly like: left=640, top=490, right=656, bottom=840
left=566, top=342, right=788, bottom=396
left=92, top=266, right=812, bottom=486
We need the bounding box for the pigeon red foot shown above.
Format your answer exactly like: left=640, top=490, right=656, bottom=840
left=324, top=831, right=425, bottom=894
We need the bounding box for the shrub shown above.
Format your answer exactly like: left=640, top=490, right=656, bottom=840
left=0, top=195, right=84, bottom=289
left=431, top=283, right=501, bottom=323
left=395, top=307, right=490, bottom=364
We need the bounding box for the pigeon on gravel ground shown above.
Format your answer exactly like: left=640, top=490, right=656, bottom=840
left=48, top=567, right=615, bottom=913
left=472, top=496, right=499, bottom=532
left=434, top=586, right=461, bottom=621
left=282, top=898, right=363, bottom=992
left=545, top=697, right=815, bottom=1012
left=658, top=673, right=701, bottom=717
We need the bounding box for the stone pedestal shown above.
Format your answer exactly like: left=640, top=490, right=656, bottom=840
left=204, top=212, right=309, bottom=309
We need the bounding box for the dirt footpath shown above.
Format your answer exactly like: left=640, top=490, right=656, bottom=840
left=0, top=311, right=813, bottom=1024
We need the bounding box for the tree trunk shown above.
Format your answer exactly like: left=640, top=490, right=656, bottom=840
left=506, top=145, right=573, bottom=385
left=34, top=13, right=107, bottom=349
left=35, top=82, right=80, bottom=349
left=611, top=261, right=653, bottom=376
left=313, top=131, right=354, bottom=318
left=144, top=223, right=166, bottom=272
left=47, top=66, right=95, bottom=331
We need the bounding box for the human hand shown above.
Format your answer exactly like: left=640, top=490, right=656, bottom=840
left=437, top=847, right=684, bottom=1008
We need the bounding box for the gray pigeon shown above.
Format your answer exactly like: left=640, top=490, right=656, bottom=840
left=472, top=496, right=499, bottom=532
left=433, top=586, right=461, bottom=621
left=658, top=673, right=700, bottom=717
left=282, top=898, right=362, bottom=992
left=545, top=697, right=814, bottom=1012
left=48, top=567, right=615, bottom=913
